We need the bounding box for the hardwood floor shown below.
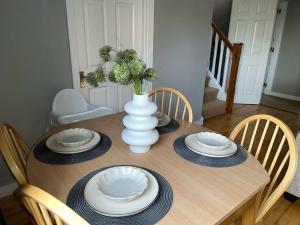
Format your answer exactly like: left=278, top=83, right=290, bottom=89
left=0, top=104, right=299, bottom=225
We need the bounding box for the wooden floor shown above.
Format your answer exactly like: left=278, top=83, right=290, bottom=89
left=0, top=104, right=299, bottom=225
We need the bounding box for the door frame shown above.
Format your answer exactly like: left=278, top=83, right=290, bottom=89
left=66, top=0, right=155, bottom=90
left=264, top=1, right=288, bottom=97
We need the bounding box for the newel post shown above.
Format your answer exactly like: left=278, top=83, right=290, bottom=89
left=226, top=43, right=243, bottom=113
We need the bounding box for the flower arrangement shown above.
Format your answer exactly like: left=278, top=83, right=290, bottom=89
left=86, top=45, right=157, bottom=95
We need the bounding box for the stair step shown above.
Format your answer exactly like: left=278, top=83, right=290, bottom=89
left=205, top=75, right=210, bottom=87
left=203, top=87, right=218, bottom=103
left=202, top=100, right=226, bottom=120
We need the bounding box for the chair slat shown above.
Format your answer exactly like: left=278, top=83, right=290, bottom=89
left=161, top=91, right=165, bottom=113
left=241, top=123, right=249, bottom=146
left=168, top=92, right=173, bottom=117
left=255, top=121, right=270, bottom=159
left=262, top=126, right=279, bottom=168
left=39, top=203, right=54, bottom=225
left=175, top=96, right=180, bottom=119
left=267, top=135, right=286, bottom=175
left=262, top=151, right=290, bottom=205
left=248, top=119, right=260, bottom=153
left=149, top=87, right=193, bottom=122
left=54, top=215, right=64, bottom=225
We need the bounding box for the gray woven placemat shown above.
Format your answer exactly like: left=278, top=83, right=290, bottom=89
left=173, top=135, right=248, bottom=167
left=67, top=166, right=173, bottom=225
left=157, top=119, right=179, bottom=134
left=33, top=133, right=111, bottom=165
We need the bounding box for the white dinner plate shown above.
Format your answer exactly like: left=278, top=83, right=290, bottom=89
left=46, top=131, right=100, bottom=154
left=185, top=134, right=237, bottom=157
left=97, top=166, right=148, bottom=202
left=154, top=112, right=171, bottom=127
left=54, top=128, right=93, bottom=147
left=84, top=166, right=159, bottom=217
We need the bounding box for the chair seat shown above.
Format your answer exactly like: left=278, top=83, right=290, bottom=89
left=56, top=107, right=116, bottom=125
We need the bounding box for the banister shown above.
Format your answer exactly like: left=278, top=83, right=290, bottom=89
left=211, top=21, right=234, bottom=51
left=209, top=22, right=243, bottom=114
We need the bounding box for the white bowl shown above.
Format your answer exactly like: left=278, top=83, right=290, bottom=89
left=97, top=166, right=148, bottom=202
left=54, top=128, right=93, bottom=147
left=195, top=132, right=231, bottom=151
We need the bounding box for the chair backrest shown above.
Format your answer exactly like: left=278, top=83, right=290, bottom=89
left=149, top=87, right=193, bottom=123
left=15, top=185, right=89, bottom=225
left=229, top=114, right=298, bottom=222
left=0, top=122, right=30, bottom=185
left=52, top=89, right=89, bottom=116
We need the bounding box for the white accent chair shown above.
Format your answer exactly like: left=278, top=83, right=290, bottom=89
left=51, top=89, right=115, bottom=125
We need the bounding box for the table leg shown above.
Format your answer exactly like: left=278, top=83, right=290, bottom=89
left=241, top=192, right=263, bottom=225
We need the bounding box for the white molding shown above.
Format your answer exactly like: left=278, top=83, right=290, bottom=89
left=264, top=90, right=300, bottom=102
left=66, top=0, right=81, bottom=89
left=264, top=1, right=288, bottom=94
left=194, top=116, right=204, bottom=126
left=207, top=70, right=227, bottom=101
left=0, top=182, right=18, bottom=198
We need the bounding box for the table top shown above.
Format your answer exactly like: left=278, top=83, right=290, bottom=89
left=27, top=113, right=270, bottom=225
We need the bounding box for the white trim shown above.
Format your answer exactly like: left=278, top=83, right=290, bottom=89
left=264, top=90, right=300, bottom=101
left=194, top=116, right=204, bottom=126
left=66, top=0, right=81, bottom=89
left=207, top=70, right=227, bottom=101
left=264, top=1, right=288, bottom=94
left=0, top=182, right=18, bottom=198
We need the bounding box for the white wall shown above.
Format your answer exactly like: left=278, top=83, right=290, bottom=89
left=212, top=0, right=233, bottom=36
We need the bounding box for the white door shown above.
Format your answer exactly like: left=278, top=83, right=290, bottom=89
left=228, top=0, right=278, bottom=104
left=66, top=0, right=154, bottom=112
left=264, top=1, right=288, bottom=96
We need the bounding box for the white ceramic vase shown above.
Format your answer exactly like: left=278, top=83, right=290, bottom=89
left=122, top=94, right=159, bottom=153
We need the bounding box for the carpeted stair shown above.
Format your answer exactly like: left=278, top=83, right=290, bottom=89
left=202, top=76, right=226, bottom=120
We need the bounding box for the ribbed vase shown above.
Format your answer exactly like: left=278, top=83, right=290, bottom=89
left=121, top=94, right=159, bottom=153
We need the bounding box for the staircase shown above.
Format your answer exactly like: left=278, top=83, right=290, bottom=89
left=203, top=75, right=226, bottom=119
left=202, top=22, right=243, bottom=120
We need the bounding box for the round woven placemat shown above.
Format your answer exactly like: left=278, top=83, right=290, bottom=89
left=173, top=135, right=248, bottom=167
left=157, top=119, right=179, bottom=134
left=33, top=133, right=111, bottom=165
left=67, top=166, right=173, bottom=225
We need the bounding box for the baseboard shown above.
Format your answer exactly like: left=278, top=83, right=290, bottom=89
left=264, top=90, right=300, bottom=101
left=284, top=191, right=299, bottom=203
left=0, top=182, right=18, bottom=198
left=194, top=116, right=204, bottom=125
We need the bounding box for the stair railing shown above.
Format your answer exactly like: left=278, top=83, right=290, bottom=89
left=208, top=21, right=243, bottom=113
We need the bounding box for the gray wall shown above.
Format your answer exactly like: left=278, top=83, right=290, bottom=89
left=153, top=0, right=213, bottom=120
left=272, top=0, right=300, bottom=97
left=0, top=0, right=73, bottom=186
left=212, top=0, right=233, bottom=36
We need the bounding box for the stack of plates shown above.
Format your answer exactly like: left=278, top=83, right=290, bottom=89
left=84, top=166, right=159, bottom=217
left=46, top=128, right=101, bottom=154
left=154, top=112, right=171, bottom=127
left=184, top=132, right=237, bottom=157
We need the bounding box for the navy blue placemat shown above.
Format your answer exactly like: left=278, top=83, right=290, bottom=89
left=173, top=135, right=248, bottom=167
left=156, top=119, right=179, bottom=134
left=33, top=133, right=111, bottom=165
left=67, top=166, right=173, bottom=225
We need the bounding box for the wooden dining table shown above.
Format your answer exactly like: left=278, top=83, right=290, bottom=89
left=27, top=113, right=270, bottom=225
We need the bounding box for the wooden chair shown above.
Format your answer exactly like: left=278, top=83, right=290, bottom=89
left=0, top=122, right=30, bottom=185
left=15, top=185, right=89, bottom=225
left=149, top=87, right=193, bottom=123
left=229, top=114, right=298, bottom=223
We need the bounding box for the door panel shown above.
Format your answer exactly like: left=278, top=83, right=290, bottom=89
left=66, top=0, right=153, bottom=112
left=229, top=0, right=278, bottom=104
